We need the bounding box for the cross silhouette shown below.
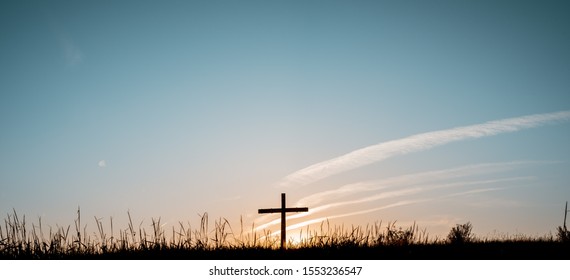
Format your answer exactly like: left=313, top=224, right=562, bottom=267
left=258, top=193, right=309, bottom=250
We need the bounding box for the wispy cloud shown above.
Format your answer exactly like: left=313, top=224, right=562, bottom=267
left=284, top=200, right=427, bottom=232
left=305, top=177, right=530, bottom=216
left=255, top=161, right=544, bottom=230
left=277, top=111, right=570, bottom=188
left=255, top=176, right=530, bottom=231
left=256, top=162, right=547, bottom=231
left=256, top=188, right=421, bottom=231
left=284, top=186, right=508, bottom=232
left=294, top=161, right=539, bottom=207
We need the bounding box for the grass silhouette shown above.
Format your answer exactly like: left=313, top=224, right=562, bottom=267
left=1, top=208, right=568, bottom=259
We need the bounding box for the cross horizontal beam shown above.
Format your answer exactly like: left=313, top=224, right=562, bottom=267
left=258, top=207, right=308, bottom=214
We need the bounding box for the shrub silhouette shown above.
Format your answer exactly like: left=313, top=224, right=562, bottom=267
left=447, top=222, right=473, bottom=244
left=382, top=221, right=418, bottom=246
left=556, top=226, right=570, bottom=243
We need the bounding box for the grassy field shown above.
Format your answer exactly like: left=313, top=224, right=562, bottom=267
left=1, top=209, right=568, bottom=259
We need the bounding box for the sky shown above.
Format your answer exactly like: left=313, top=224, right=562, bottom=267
left=1, top=0, right=570, bottom=240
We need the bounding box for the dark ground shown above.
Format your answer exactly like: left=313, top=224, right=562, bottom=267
left=5, top=241, right=567, bottom=260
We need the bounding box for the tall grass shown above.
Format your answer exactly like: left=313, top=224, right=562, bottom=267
left=0, top=209, right=566, bottom=259
left=0, top=209, right=280, bottom=258
left=294, top=220, right=431, bottom=249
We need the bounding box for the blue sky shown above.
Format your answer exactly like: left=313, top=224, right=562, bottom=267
left=1, top=0, right=569, bottom=238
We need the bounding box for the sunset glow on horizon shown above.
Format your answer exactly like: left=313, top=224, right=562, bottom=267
left=1, top=0, right=570, bottom=240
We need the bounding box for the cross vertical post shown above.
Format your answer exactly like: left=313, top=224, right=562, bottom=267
left=281, top=193, right=286, bottom=249
left=258, top=193, right=309, bottom=250
left=564, top=201, right=568, bottom=230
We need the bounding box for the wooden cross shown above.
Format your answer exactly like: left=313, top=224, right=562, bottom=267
left=258, top=193, right=309, bottom=250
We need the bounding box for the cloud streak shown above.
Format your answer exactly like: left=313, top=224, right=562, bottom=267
left=294, top=161, right=540, bottom=207
left=285, top=186, right=509, bottom=232
left=285, top=200, right=427, bottom=232
left=277, top=111, right=570, bottom=188
left=256, top=176, right=530, bottom=231
left=302, top=176, right=530, bottom=216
